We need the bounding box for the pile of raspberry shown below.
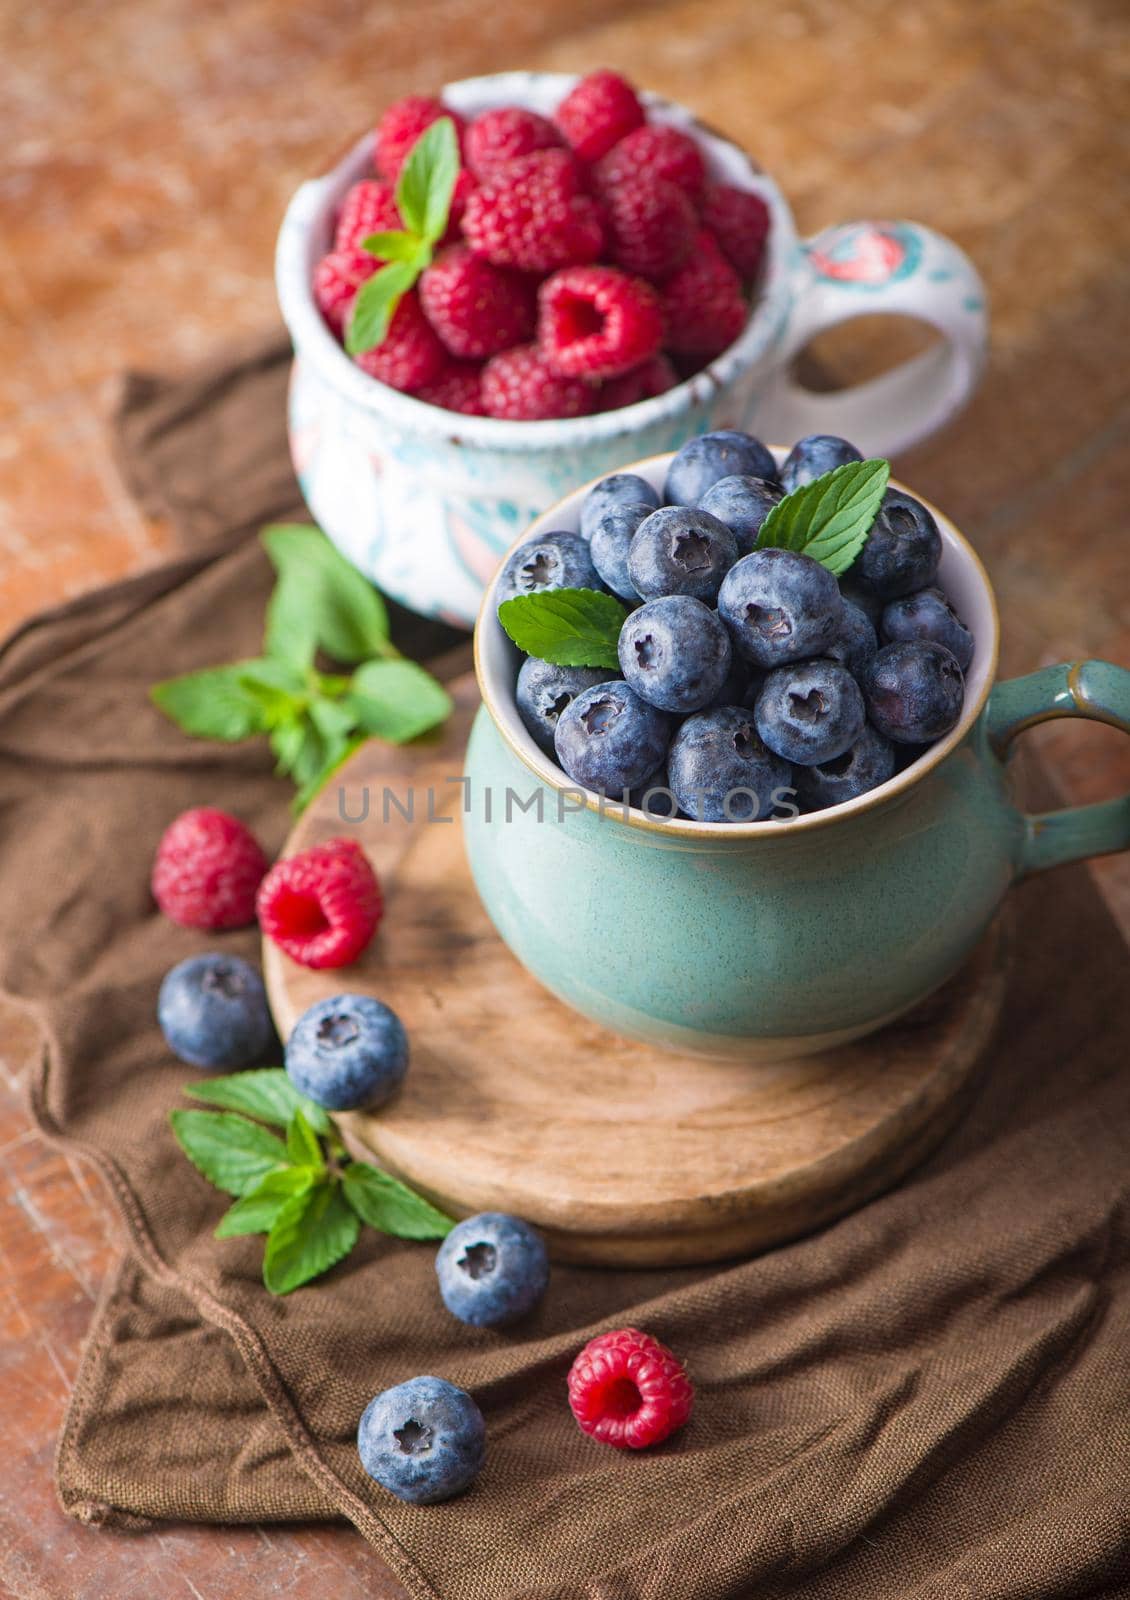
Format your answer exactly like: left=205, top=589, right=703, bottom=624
left=313, top=70, right=770, bottom=421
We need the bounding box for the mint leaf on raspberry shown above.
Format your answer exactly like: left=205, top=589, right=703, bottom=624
left=756, top=458, right=890, bottom=576
left=346, top=659, right=454, bottom=744
left=395, top=115, right=459, bottom=243
left=345, top=258, right=419, bottom=356
left=263, top=1179, right=360, bottom=1296
left=185, top=1069, right=333, bottom=1137
left=169, top=1109, right=290, bottom=1197
left=262, top=524, right=391, bottom=666
left=498, top=587, right=628, bottom=669
left=361, top=229, right=428, bottom=264
left=151, top=664, right=271, bottom=741
left=342, top=1161, right=454, bottom=1240
left=214, top=1167, right=317, bottom=1239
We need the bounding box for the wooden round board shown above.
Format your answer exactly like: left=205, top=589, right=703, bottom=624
left=264, top=671, right=1008, bottom=1267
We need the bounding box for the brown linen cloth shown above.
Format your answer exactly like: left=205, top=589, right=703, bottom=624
left=4, top=332, right=1129, bottom=1599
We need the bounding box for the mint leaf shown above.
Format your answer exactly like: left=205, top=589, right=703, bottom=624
left=498, top=588, right=628, bottom=669
left=293, top=731, right=366, bottom=814
left=151, top=664, right=270, bottom=741
left=286, top=1108, right=324, bottom=1170
left=270, top=716, right=310, bottom=777
left=345, top=659, right=454, bottom=744
left=263, top=1180, right=360, bottom=1295
left=395, top=116, right=459, bottom=243
left=262, top=525, right=390, bottom=667
left=756, top=459, right=890, bottom=576
left=169, top=1110, right=290, bottom=1198
left=342, top=1162, right=454, bottom=1240
left=362, top=230, right=429, bottom=264
left=345, top=258, right=417, bottom=356
left=214, top=1167, right=317, bottom=1238
left=184, top=1069, right=332, bottom=1137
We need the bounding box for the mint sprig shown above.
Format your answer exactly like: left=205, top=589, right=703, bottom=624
left=498, top=588, right=628, bottom=669
left=170, top=1069, right=455, bottom=1295
left=755, top=458, right=890, bottom=575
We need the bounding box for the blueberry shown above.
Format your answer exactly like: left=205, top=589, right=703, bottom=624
left=838, top=573, right=885, bottom=628
left=825, top=598, right=878, bottom=678
left=516, top=658, right=618, bottom=755
left=435, top=1212, right=549, bottom=1327
left=629, top=765, right=678, bottom=817
left=856, top=489, right=942, bottom=599
left=707, top=653, right=751, bottom=710
left=497, top=530, right=600, bottom=606
left=357, top=1376, right=485, bottom=1504
left=158, top=953, right=273, bottom=1070
left=554, top=681, right=671, bottom=798
left=717, top=547, right=844, bottom=667
left=778, top=434, right=863, bottom=493
left=697, top=474, right=783, bottom=555
left=664, top=430, right=778, bottom=505
left=627, top=507, right=738, bottom=604
left=863, top=640, right=965, bottom=744
left=285, top=994, right=408, bottom=1111
left=754, top=659, right=865, bottom=766
left=667, top=706, right=792, bottom=822
left=618, top=595, right=732, bottom=714
left=880, top=587, right=974, bottom=672
left=588, top=502, right=652, bottom=600
left=793, top=724, right=897, bottom=811
left=579, top=472, right=659, bottom=539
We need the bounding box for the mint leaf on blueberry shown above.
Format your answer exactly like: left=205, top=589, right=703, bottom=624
left=498, top=587, right=629, bottom=669
left=755, top=458, right=890, bottom=576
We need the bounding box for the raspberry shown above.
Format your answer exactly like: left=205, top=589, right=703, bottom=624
left=594, top=124, right=706, bottom=201
left=598, top=352, right=678, bottom=410
left=441, top=167, right=478, bottom=244
left=313, top=249, right=377, bottom=336
left=462, top=150, right=603, bottom=273
left=419, top=245, right=536, bottom=360
left=414, top=359, right=487, bottom=415
left=152, top=808, right=269, bottom=931
left=602, top=175, right=696, bottom=282
left=353, top=289, right=446, bottom=393
left=482, top=345, right=595, bottom=421
left=567, top=1328, right=693, bottom=1449
left=375, top=95, right=464, bottom=182
left=465, top=106, right=563, bottom=179
left=662, top=230, right=749, bottom=360
left=701, top=184, right=771, bottom=281
left=334, top=180, right=401, bottom=254
left=554, top=70, right=644, bottom=164
left=257, top=837, right=382, bottom=970
left=538, top=265, right=663, bottom=381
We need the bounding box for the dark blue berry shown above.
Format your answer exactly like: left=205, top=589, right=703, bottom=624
left=825, top=598, right=878, bottom=678
left=516, top=658, right=618, bottom=755
left=717, top=547, right=844, bottom=667
left=357, top=1376, right=485, bottom=1504
left=856, top=489, right=942, bottom=599
left=285, top=994, right=408, bottom=1112
left=839, top=573, right=885, bottom=627
left=667, top=706, right=791, bottom=822
left=497, top=530, right=600, bottom=606
left=753, top=659, right=865, bottom=766
left=793, top=724, right=896, bottom=811
left=664, top=430, right=778, bottom=505
left=618, top=595, right=732, bottom=714
left=880, top=587, right=974, bottom=672
left=588, top=502, right=652, bottom=600
left=627, top=507, right=738, bottom=604
left=579, top=472, right=659, bottom=539
left=778, top=434, right=863, bottom=493
left=629, top=765, right=678, bottom=817
left=554, top=680, right=671, bottom=797
left=158, top=953, right=273, bottom=1070
left=863, top=640, right=965, bottom=743
left=435, top=1212, right=549, bottom=1328
left=706, top=653, right=750, bottom=710
left=697, top=474, right=783, bottom=555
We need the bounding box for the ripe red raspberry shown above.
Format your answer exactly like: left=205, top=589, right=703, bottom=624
left=375, top=95, right=464, bottom=182
left=594, top=124, right=706, bottom=201
left=334, top=180, right=401, bottom=253
left=701, top=183, right=771, bottom=281
left=598, top=352, right=678, bottom=411
left=482, top=344, right=595, bottom=421
left=662, top=230, right=749, bottom=360
left=462, top=150, right=603, bottom=273
left=602, top=175, right=696, bottom=282
left=152, top=808, right=269, bottom=931
left=414, top=359, right=487, bottom=415
left=257, top=837, right=382, bottom=970
left=313, top=249, right=377, bottom=336
left=554, top=70, right=644, bottom=163
left=353, top=289, right=446, bottom=392
left=419, top=245, right=536, bottom=360
left=568, top=1327, right=694, bottom=1449
left=441, top=167, right=478, bottom=244
left=465, top=106, right=563, bottom=179
left=538, top=266, right=663, bottom=381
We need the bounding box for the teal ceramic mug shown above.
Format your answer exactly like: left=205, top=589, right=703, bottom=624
left=464, top=453, right=1130, bottom=1060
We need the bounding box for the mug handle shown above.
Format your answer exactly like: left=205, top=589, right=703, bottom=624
left=985, top=660, right=1130, bottom=877
left=757, top=220, right=988, bottom=457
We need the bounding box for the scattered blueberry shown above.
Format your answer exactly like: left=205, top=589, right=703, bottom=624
left=158, top=953, right=273, bottom=1070
left=285, top=994, right=408, bottom=1112
left=664, top=430, right=778, bottom=505
left=856, top=489, right=942, bottom=599
left=778, top=434, right=863, bottom=493
left=753, top=659, right=865, bottom=766
left=588, top=502, right=652, bottom=599
left=697, top=474, right=782, bottom=555
left=863, top=640, right=965, bottom=744
left=435, top=1212, right=549, bottom=1327
left=554, top=680, right=671, bottom=797
left=825, top=598, right=878, bottom=678
left=516, top=658, right=617, bottom=755
left=579, top=472, right=659, bottom=539
left=497, top=529, right=601, bottom=605
left=717, top=547, right=844, bottom=667
left=793, top=724, right=897, bottom=810
left=628, top=507, right=738, bottom=604
left=357, top=1376, right=485, bottom=1504
left=881, top=587, right=974, bottom=672
left=618, top=595, right=733, bottom=714
left=667, top=706, right=792, bottom=822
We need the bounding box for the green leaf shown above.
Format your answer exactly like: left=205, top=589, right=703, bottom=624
left=395, top=116, right=459, bottom=243
left=497, top=588, right=628, bottom=669
left=263, top=1180, right=360, bottom=1295
left=362, top=229, right=428, bottom=264
left=150, top=664, right=270, bottom=742
left=309, top=695, right=359, bottom=743
left=345, top=259, right=418, bottom=356
left=214, top=1167, right=317, bottom=1237
left=169, top=1110, right=290, bottom=1198
left=286, top=1108, right=324, bottom=1170
left=345, top=660, right=454, bottom=744
left=292, top=730, right=366, bottom=814
left=270, top=716, right=309, bottom=777
left=261, top=525, right=390, bottom=668
left=755, top=458, right=891, bottom=576
left=342, top=1162, right=454, bottom=1240
left=184, top=1069, right=333, bottom=1137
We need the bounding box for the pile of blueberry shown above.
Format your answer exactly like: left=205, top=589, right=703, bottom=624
left=502, top=430, right=973, bottom=822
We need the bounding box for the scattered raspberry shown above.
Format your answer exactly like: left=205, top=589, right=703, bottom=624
left=462, top=150, right=603, bottom=273
left=375, top=95, right=464, bottom=182
left=419, top=245, right=537, bottom=360
left=568, top=1328, right=693, bottom=1449
left=313, top=249, right=377, bottom=335
left=554, top=70, right=645, bottom=164
left=334, top=180, right=401, bottom=254
left=413, top=359, right=487, bottom=415
left=598, top=352, right=678, bottom=410
left=602, top=176, right=696, bottom=282
left=594, top=123, right=705, bottom=200
left=539, top=265, right=663, bottom=381
left=257, top=838, right=382, bottom=970
left=465, top=106, right=563, bottom=179
left=662, top=230, right=749, bottom=359
left=482, top=344, right=595, bottom=421
left=701, top=183, right=771, bottom=281
left=152, top=808, right=269, bottom=931
left=353, top=289, right=446, bottom=392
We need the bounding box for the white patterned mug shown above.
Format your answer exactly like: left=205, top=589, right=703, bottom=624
left=276, top=71, right=988, bottom=628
